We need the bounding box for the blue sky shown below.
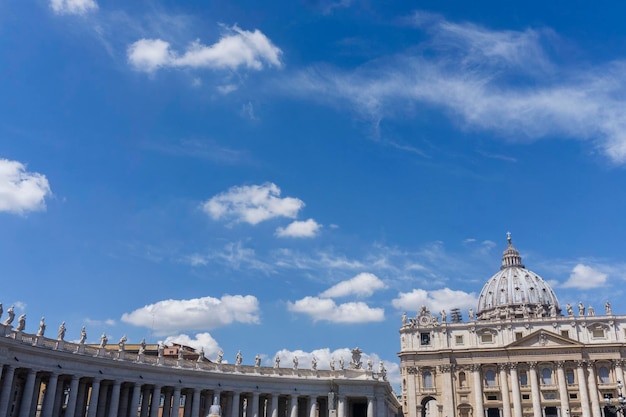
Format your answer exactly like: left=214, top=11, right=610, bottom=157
left=2, top=0, right=626, bottom=388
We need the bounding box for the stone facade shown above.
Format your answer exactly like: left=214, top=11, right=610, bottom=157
left=399, top=237, right=626, bottom=417
left=0, top=324, right=400, bottom=417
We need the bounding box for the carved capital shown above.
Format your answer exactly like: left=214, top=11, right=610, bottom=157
left=406, top=366, right=419, bottom=375
left=528, top=361, right=538, bottom=369
left=556, top=361, right=566, bottom=368
left=509, top=362, right=518, bottom=370
left=498, top=363, right=509, bottom=372
left=577, top=360, right=587, bottom=368
left=440, top=364, right=454, bottom=373
left=613, top=359, right=625, bottom=367
left=470, top=364, right=481, bottom=372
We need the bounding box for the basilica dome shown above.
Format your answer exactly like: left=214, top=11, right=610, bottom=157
left=476, top=235, right=561, bottom=320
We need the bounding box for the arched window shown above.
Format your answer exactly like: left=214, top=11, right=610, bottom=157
left=519, top=371, right=528, bottom=386
left=459, top=372, right=467, bottom=388
left=599, top=366, right=610, bottom=384
left=485, top=369, right=497, bottom=387
left=423, top=371, right=433, bottom=388
left=541, top=367, right=553, bottom=385
left=566, top=369, right=575, bottom=385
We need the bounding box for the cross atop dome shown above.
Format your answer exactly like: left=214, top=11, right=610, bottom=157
left=501, top=232, right=524, bottom=269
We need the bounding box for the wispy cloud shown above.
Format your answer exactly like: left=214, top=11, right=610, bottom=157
left=282, top=11, right=626, bottom=164
left=203, top=183, right=305, bottom=225
left=275, top=219, right=322, bottom=238
left=0, top=158, right=52, bottom=215
left=50, top=0, right=98, bottom=16
left=320, top=272, right=386, bottom=298
left=392, top=288, right=478, bottom=314
left=287, top=296, right=384, bottom=323
left=121, top=295, right=260, bottom=335
left=128, top=25, right=282, bottom=73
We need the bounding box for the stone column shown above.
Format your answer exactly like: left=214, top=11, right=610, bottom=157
left=97, top=382, right=110, bottom=417
left=441, top=365, right=455, bottom=417
left=270, top=394, right=278, bottom=417
left=556, top=362, right=570, bottom=417
left=191, top=389, right=201, bottom=417
left=129, top=383, right=142, bottom=417
left=19, top=369, right=38, bottom=417
left=42, top=373, right=60, bottom=417
left=65, top=376, right=81, bottom=417
left=251, top=392, right=260, bottom=417
left=529, top=362, right=542, bottom=417
left=0, top=365, right=16, bottom=417
left=576, top=361, right=591, bottom=417
left=107, top=381, right=122, bottom=417
left=86, top=379, right=101, bottom=417
left=172, top=388, right=182, bottom=417
left=150, top=386, right=162, bottom=417
left=290, top=395, right=298, bottom=417
left=509, top=364, right=523, bottom=417
left=614, top=360, right=625, bottom=386
left=75, top=380, right=89, bottom=417
left=472, top=364, right=485, bottom=417
left=231, top=392, right=240, bottom=417
left=586, top=363, right=601, bottom=417
left=162, top=389, right=173, bottom=417
left=367, top=397, right=374, bottom=417
left=119, top=384, right=131, bottom=417
left=337, top=396, right=346, bottom=417
left=52, top=377, right=66, bottom=417
left=140, top=386, right=151, bottom=417
left=309, top=396, right=317, bottom=417
left=499, top=364, right=512, bottom=417
left=405, top=368, right=418, bottom=417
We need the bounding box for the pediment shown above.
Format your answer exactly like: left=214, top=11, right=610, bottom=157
left=507, top=329, right=583, bottom=349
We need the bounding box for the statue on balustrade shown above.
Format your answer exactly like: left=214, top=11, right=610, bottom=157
left=16, top=314, right=26, bottom=331
left=4, top=306, right=15, bottom=326
left=37, top=317, right=46, bottom=336
left=57, top=322, right=66, bottom=340
left=235, top=350, right=242, bottom=365
left=99, top=333, right=108, bottom=348
left=79, top=326, right=87, bottom=344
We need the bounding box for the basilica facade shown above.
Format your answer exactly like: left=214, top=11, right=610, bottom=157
left=399, top=236, right=625, bottom=417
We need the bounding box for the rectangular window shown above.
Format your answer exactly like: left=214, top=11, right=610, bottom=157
left=487, top=395, right=498, bottom=401
left=592, top=329, right=605, bottom=339
left=515, top=332, right=523, bottom=341
left=456, top=335, right=464, bottom=345
left=543, top=392, right=556, bottom=400
left=569, top=393, right=578, bottom=399
left=522, top=395, right=530, bottom=400
left=566, top=370, right=575, bottom=385
left=421, top=333, right=431, bottom=345
left=481, top=333, right=493, bottom=343
left=561, top=330, right=569, bottom=338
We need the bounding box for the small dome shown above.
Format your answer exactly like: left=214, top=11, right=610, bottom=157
left=476, top=234, right=560, bottom=320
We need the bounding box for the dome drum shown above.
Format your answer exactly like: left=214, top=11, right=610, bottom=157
left=476, top=236, right=561, bottom=321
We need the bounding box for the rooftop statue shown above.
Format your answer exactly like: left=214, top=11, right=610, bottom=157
left=4, top=306, right=15, bottom=326
left=57, top=322, right=66, bottom=341
left=37, top=317, right=46, bottom=337
left=16, top=314, right=26, bottom=331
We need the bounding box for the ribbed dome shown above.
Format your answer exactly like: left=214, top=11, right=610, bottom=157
left=476, top=234, right=561, bottom=320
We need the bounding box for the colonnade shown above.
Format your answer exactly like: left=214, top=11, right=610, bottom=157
left=0, top=364, right=392, bottom=417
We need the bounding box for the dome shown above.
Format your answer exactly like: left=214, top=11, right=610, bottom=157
left=476, top=234, right=561, bottom=320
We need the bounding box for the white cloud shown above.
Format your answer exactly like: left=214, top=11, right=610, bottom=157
left=203, top=183, right=304, bottom=225
left=50, top=0, right=98, bottom=15
left=0, top=159, right=52, bottom=214
left=392, top=288, right=478, bottom=315
left=284, top=13, right=626, bottom=164
left=185, top=241, right=275, bottom=273
left=163, top=332, right=220, bottom=358
left=121, top=295, right=260, bottom=335
left=562, top=264, right=608, bottom=289
left=275, top=219, right=321, bottom=238
left=287, top=296, right=384, bottom=323
left=128, top=25, right=282, bottom=74
left=320, top=272, right=386, bottom=298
